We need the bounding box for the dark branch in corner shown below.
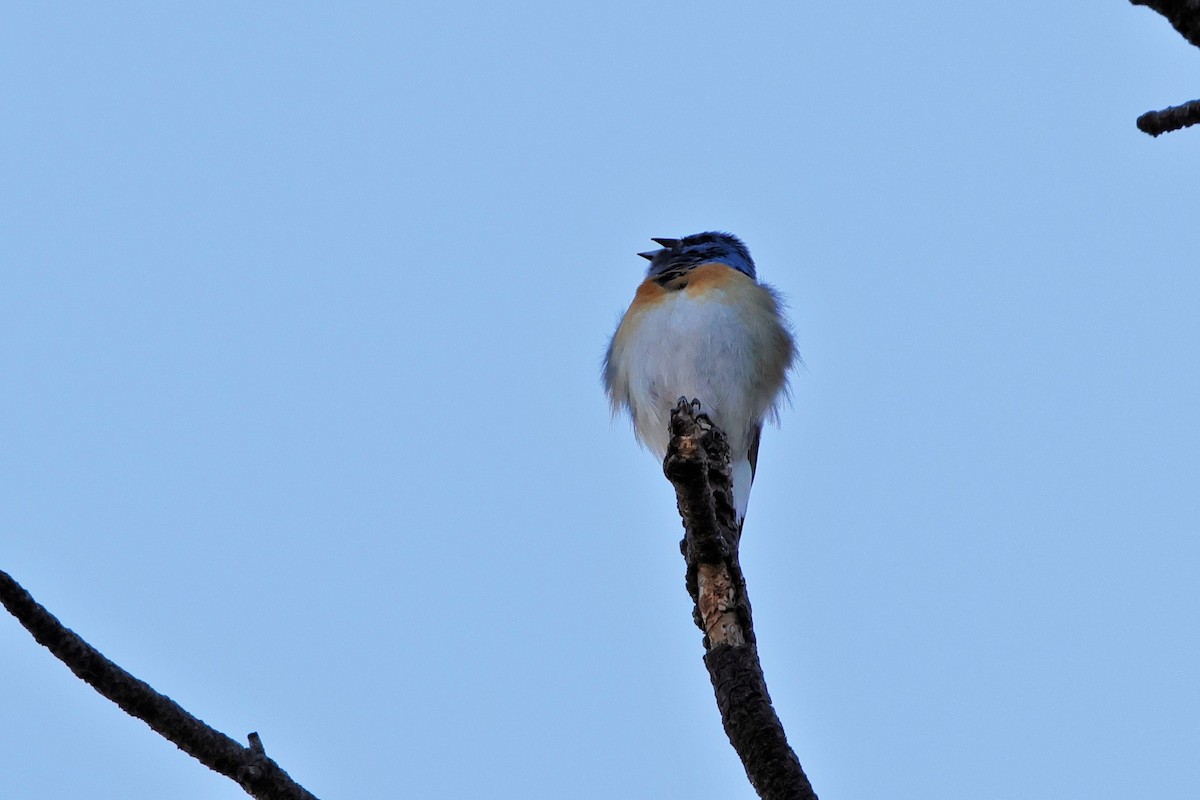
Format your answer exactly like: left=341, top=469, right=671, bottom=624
left=1132, top=0, right=1200, bottom=48
left=663, top=400, right=818, bottom=800
left=1132, top=0, right=1200, bottom=134
left=0, top=569, right=319, bottom=800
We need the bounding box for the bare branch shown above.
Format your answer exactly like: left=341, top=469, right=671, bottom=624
left=1132, top=0, right=1200, bottom=134
left=0, top=569, right=320, bottom=800
left=1132, top=0, right=1200, bottom=48
left=1136, top=97, right=1200, bottom=135
left=664, top=400, right=818, bottom=800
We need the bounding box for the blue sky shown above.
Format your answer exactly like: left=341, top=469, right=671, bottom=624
left=3, top=3, right=1198, bottom=798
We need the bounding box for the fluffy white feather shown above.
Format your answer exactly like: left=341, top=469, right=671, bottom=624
left=605, top=271, right=793, bottom=523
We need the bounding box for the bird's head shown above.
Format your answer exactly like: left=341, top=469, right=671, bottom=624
left=639, top=231, right=757, bottom=280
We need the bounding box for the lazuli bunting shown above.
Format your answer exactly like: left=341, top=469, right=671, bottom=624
left=604, top=232, right=796, bottom=526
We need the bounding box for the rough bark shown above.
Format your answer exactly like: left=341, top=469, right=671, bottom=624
left=664, top=399, right=818, bottom=800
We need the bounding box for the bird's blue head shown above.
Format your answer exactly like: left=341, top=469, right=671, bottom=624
left=639, top=231, right=757, bottom=281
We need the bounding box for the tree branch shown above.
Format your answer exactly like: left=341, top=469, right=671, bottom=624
left=664, top=400, right=818, bottom=800
left=1132, top=0, right=1200, bottom=48
left=1136, top=97, right=1200, bottom=136
left=1132, top=0, right=1200, bottom=134
left=0, top=569, right=320, bottom=800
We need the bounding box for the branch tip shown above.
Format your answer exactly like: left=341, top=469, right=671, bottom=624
left=1136, top=97, right=1200, bottom=136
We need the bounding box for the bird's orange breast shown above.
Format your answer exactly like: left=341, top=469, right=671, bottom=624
left=628, top=263, right=751, bottom=313
left=678, top=263, right=752, bottom=296
left=627, top=277, right=668, bottom=314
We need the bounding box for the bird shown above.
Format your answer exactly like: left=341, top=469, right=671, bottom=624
left=603, top=231, right=796, bottom=527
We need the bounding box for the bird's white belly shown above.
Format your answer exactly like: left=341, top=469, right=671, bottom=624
left=621, top=291, right=762, bottom=458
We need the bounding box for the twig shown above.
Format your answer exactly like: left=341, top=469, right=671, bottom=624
left=663, top=400, right=818, bottom=800
left=0, top=569, right=319, bottom=800
left=1136, top=97, right=1200, bottom=136
left=1132, top=0, right=1200, bottom=134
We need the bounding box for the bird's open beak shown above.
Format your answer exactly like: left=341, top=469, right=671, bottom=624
left=651, top=237, right=681, bottom=248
